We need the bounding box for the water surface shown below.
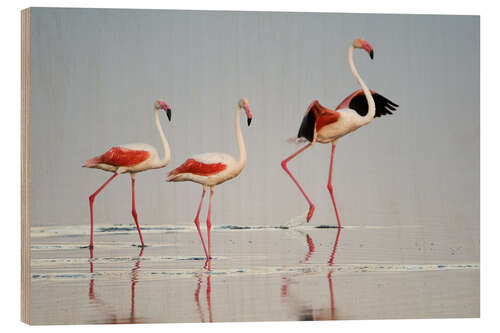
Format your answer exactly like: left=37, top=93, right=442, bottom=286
left=30, top=222, right=479, bottom=324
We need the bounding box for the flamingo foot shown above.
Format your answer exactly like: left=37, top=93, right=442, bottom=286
left=307, top=205, right=315, bottom=222
left=203, top=258, right=212, bottom=269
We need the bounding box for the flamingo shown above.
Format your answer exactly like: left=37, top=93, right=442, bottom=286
left=88, top=247, right=146, bottom=324
left=167, top=98, right=253, bottom=260
left=194, top=261, right=213, bottom=322
left=281, top=228, right=342, bottom=321
left=83, top=100, right=172, bottom=248
left=281, top=38, right=399, bottom=226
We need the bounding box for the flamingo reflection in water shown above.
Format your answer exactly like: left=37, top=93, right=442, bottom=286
left=194, top=261, right=214, bottom=322
left=281, top=228, right=342, bottom=320
left=88, top=247, right=146, bottom=324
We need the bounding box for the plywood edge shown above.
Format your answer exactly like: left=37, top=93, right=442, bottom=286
left=21, top=7, right=31, bottom=325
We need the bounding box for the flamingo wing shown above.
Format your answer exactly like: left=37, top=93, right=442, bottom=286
left=168, top=158, right=227, bottom=177
left=86, top=147, right=150, bottom=167
left=371, top=93, right=399, bottom=117
left=297, top=100, right=340, bottom=142
left=336, top=89, right=399, bottom=117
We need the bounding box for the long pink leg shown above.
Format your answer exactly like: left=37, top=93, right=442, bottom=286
left=206, top=260, right=213, bottom=322
left=327, top=219, right=342, bottom=319
left=194, top=187, right=209, bottom=259
left=328, top=271, right=335, bottom=319
left=206, top=187, right=215, bottom=259
left=300, top=234, right=316, bottom=264
left=89, top=172, right=118, bottom=248
left=281, top=277, right=290, bottom=299
left=88, top=247, right=95, bottom=300
left=194, top=273, right=205, bottom=322
left=327, top=144, right=341, bottom=228
left=131, top=175, right=145, bottom=247
left=130, top=247, right=144, bottom=321
left=328, top=228, right=342, bottom=265
left=326, top=227, right=341, bottom=319
left=206, top=274, right=213, bottom=322
left=281, top=143, right=315, bottom=222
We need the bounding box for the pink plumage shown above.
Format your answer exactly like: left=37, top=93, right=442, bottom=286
left=84, top=147, right=150, bottom=168
left=166, top=98, right=253, bottom=261
left=282, top=38, right=398, bottom=225
left=168, top=158, right=227, bottom=177
left=334, top=89, right=376, bottom=110
left=83, top=99, right=172, bottom=248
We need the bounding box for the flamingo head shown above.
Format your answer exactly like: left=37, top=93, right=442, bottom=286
left=239, top=98, right=253, bottom=126
left=155, top=99, right=172, bottom=121
left=352, top=38, right=374, bottom=59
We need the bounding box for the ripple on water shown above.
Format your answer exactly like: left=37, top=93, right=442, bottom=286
left=31, top=262, right=479, bottom=282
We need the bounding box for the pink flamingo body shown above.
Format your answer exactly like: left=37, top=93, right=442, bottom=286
left=83, top=100, right=172, bottom=248
left=282, top=38, right=398, bottom=225
left=85, top=147, right=150, bottom=170
left=168, top=98, right=253, bottom=260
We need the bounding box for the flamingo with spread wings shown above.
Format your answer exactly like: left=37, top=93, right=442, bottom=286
left=281, top=38, right=398, bottom=226
left=83, top=100, right=172, bottom=248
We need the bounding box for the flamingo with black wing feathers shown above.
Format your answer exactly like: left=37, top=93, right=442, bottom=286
left=281, top=38, right=399, bottom=226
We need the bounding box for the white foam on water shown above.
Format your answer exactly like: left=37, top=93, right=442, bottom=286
left=31, top=242, right=171, bottom=251
left=31, top=224, right=197, bottom=238
left=31, top=254, right=229, bottom=267
left=31, top=222, right=427, bottom=240
left=31, top=262, right=479, bottom=282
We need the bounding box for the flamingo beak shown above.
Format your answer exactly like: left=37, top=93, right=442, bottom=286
left=158, top=101, right=172, bottom=121
left=243, top=105, right=253, bottom=126
left=360, top=40, right=374, bottom=60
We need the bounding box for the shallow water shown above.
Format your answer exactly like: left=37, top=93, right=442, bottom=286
left=30, top=222, right=479, bottom=324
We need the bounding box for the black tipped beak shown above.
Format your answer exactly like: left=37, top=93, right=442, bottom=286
left=166, top=108, right=172, bottom=121
left=247, top=118, right=252, bottom=126
left=369, top=50, right=374, bottom=59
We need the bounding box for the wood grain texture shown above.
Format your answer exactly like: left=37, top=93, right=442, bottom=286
left=21, top=7, right=31, bottom=325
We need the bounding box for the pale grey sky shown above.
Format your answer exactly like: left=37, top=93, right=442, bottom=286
left=29, top=9, right=479, bottom=249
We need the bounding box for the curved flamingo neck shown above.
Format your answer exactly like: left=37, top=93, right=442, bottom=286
left=235, top=106, right=246, bottom=169
left=154, top=108, right=171, bottom=167
left=348, top=45, right=375, bottom=122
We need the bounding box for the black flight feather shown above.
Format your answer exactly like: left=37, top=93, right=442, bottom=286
left=349, top=92, right=399, bottom=118
left=297, top=110, right=316, bottom=142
